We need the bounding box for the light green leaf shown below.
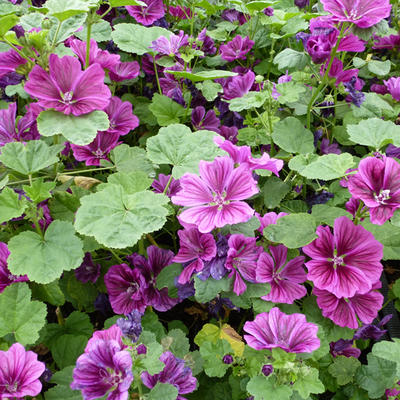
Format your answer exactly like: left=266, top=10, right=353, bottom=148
left=148, top=93, right=186, bottom=126
left=247, top=375, right=293, bottom=400
left=0, top=187, right=27, bottom=223
left=272, top=117, right=314, bottom=154
left=74, top=184, right=169, bottom=248
left=23, top=178, right=56, bottom=203
left=111, top=23, right=171, bottom=54
left=142, top=340, right=165, bottom=374
left=200, top=339, right=232, bottom=377
left=289, top=153, right=355, bottom=180
left=0, top=14, right=19, bottom=37
left=263, top=213, right=317, bottom=248
left=52, top=334, right=88, bottom=369
left=166, top=69, right=237, bottom=82
left=48, top=14, right=87, bottom=44
left=110, top=144, right=155, bottom=176
left=194, top=275, right=231, bottom=303
left=104, top=171, right=152, bottom=194
left=311, top=204, right=349, bottom=226
left=0, top=141, right=63, bottom=175
left=146, top=124, right=221, bottom=178
left=45, top=0, right=97, bottom=21
left=161, top=329, right=190, bottom=358
left=46, top=366, right=83, bottom=400
left=367, top=60, right=391, bottom=77
left=262, top=176, right=290, bottom=208
left=352, top=92, right=395, bottom=119
left=37, top=110, right=109, bottom=145
left=328, top=356, right=361, bottom=386
left=8, top=220, right=84, bottom=284
left=347, top=118, right=400, bottom=150
left=0, top=283, right=47, bottom=345
left=273, top=48, right=310, bottom=71
left=148, top=383, right=179, bottom=400
left=196, top=80, right=222, bottom=101
left=110, top=0, right=146, bottom=5
left=155, top=263, right=180, bottom=298
left=30, top=280, right=65, bottom=306
left=75, top=19, right=111, bottom=42
left=371, top=339, right=400, bottom=376
left=293, top=367, right=325, bottom=399
left=228, top=91, right=269, bottom=112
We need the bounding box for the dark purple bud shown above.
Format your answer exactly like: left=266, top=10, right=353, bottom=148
left=40, top=367, right=53, bottom=383
left=116, top=310, right=143, bottom=343
left=262, top=364, right=274, bottom=376
left=137, top=344, right=147, bottom=355
left=263, top=7, right=274, bottom=16
left=295, top=0, right=309, bottom=8
left=223, top=354, right=233, bottom=364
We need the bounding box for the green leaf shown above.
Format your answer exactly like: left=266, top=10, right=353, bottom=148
left=276, top=81, right=306, bottom=105
left=37, top=110, right=109, bottom=145
left=196, top=80, right=222, bottom=101
left=247, top=375, right=293, bottom=400
left=49, top=13, right=87, bottom=44
left=356, top=354, right=398, bottom=399
left=262, top=176, right=290, bottom=209
left=8, top=220, right=84, bottom=284
left=221, top=216, right=261, bottom=237
left=371, top=339, right=400, bottom=376
left=311, top=204, right=349, bottom=226
left=155, top=262, right=181, bottom=298
left=263, top=213, right=317, bottom=248
left=45, top=0, right=97, bottom=21
left=194, top=275, right=231, bottom=303
left=347, top=118, right=400, bottom=150
left=105, top=171, right=152, bottom=194
left=146, top=124, right=221, bottom=178
left=52, top=334, right=88, bottom=369
left=273, top=48, right=309, bottom=71
left=110, top=0, right=146, bottom=5
left=199, top=339, right=232, bottom=377
left=46, top=366, right=83, bottom=400
left=23, top=178, right=55, bottom=203
left=367, top=60, right=391, bottom=77
left=30, top=280, right=65, bottom=306
left=110, top=144, right=155, bottom=175
left=166, top=69, right=237, bottom=82
left=111, top=23, right=171, bottom=55
left=148, top=93, right=186, bottom=126
left=142, top=340, right=165, bottom=374
left=272, top=117, right=314, bottom=154
left=328, top=356, right=361, bottom=386
left=148, top=382, right=179, bottom=400
left=74, top=184, right=169, bottom=248
left=293, top=367, right=325, bottom=399
left=0, top=14, right=19, bottom=37
left=141, top=311, right=166, bottom=341
left=289, top=153, right=355, bottom=180
left=0, top=187, right=27, bottom=223
left=161, top=329, right=190, bottom=358
left=0, top=141, right=63, bottom=175
left=352, top=92, right=395, bottom=119
left=49, top=191, right=81, bottom=222
left=0, top=283, right=47, bottom=345
left=228, top=91, right=269, bottom=112
left=74, top=19, right=112, bottom=42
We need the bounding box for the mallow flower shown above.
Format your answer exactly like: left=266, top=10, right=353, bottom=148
left=220, top=35, right=255, bottom=62
left=384, top=77, right=400, bottom=101
left=0, top=49, right=27, bottom=79
left=126, top=0, right=165, bottom=26
left=0, top=242, right=28, bottom=293
left=243, top=307, right=320, bottom=353
left=171, top=156, right=259, bottom=233
left=24, top=54, right=111, bottom=116
left=302, top=216, right=383, bottom=299
left=149, top=30, right=189, bottom=57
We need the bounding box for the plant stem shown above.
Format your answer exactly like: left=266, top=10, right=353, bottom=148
left=56, top=307, right=65, bottom=325
left=146, top=234, right=159, bottom=247
left=162, top=175, right=173, bottom=195
left=109, top=248, right=124, bottom=264
left=85, top=14, right=93, bottom=69
left=153, top=55, right=162, bottom=94
left=61, top=166, right=116, bottom=175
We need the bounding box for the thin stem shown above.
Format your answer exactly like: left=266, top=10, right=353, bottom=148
left=56, top=307, right=65, bottom=325
left=99, top=5, right=112, bottom=19
left=153, top=55, right=162, bottom=94
left=162, top=175, right=173, bottom=195
left=146, top=234, right=159, bottom=247
left=61, top=166, right=116, bottom=175
left=1, top=38, right=32, bottom=63
left=353, top=200, right=364, bottom=225
left=109, top=248, right=124, bottom=264
left=85, top=15, right=93, bottom=69
left=51, top=20, right=63, bottom=48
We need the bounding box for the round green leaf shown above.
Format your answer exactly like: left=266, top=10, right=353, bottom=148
left=165, top=69, right=237, bottom=82
left=0, top=187, right=27, bottom=223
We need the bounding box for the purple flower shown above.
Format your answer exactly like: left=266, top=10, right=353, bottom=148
left=168, top=5, right=192, bottom=19
left=371, top=83, right=389, bottom=95
left=321, top=0, right=391, bottom=28
left=94, top=293, right=113, bottom=316
left=104, top=263, right=148, bottom=315
left=191, top=106, right=220, bottom=133
left=208, top=296, right=239, bottom=318
left=354, top=314, right=392, bottom=340
left=152, top=174, right=181, bottom=197
left=347, top=156, right=400, bottom=225
left=256, top=245, right=307, bottom=304
left=116, top=311, right=142, bottom=342
left=149, top=31, right=189, bottom=57
left=344, top=76, right=365, bottom=107
left=141, top=351, right=197, bottom=399
left=320, top=138, right=341, bottom=154
left=303, top=216, right=383, bottom=299
left=261, top=364, right=274, bottom=376
left=109, top=61, right=140, bottom=82
left=171, top=156, right=259, bottom=233
left=173, top=228, right=217, bottom=284
left=295, top=0, right=309, bottom=8
left=313, top=282, right=384, bottom=329
left=225, top=234, right=263, bottom=295
left=277, top=71, right=292, bottom=84
left=24, top=54, right=111, bottom=116
left=306, top=32, right=335, bottom=64
left=220, top=35, right=255, bottom=62
left=221, top=9, right=248, bottom=25
left=263, top=7, right=274, bottom=15
left=345, top=197, right=366, bottom=219
left=329, top=339, right=361, bottom=358
left=223, top=354, right=233, bottom=364
left=214, top=136, right=284, bottom=175
left=71, top=132, right=121, bottom=166
left=243, top=307, right=320, bottom=353
left=0, top=49, right=27, bottom=80
left=85, top=325, right=126, bottom=353
left=373, top=34, right=400, bottom=50
left=175, top=278, right=195, bottom=300
left=222, top=70, right=255, bottom=100
left=71, top=338, right=133, bottom=400
left=136, top=344, right=147, bottom=355
left=384, top=77, right=400, bottom=101
left=307, top=190, right=334, bottom=206
left=197, top=28, right=216, bottom=56
left=0, top=242, right=28, bottom=293
left=126, top=0, right=165, bottom=26
left=325, top=58, right=360, bottom=87
left=103, top=96, right=139, bottom=136
left=0, top=343, right=45, bottom=398
left=386, top=144, right=400, bottom=159
left=0, top=72, right=23, bottom=89
left=74, top=252, right=101, bottom=283
left=219, top=126, right=238, bottom=144
left=256, top=212, right=287, bottom=234
left=127, top=246, right=179, bottom=312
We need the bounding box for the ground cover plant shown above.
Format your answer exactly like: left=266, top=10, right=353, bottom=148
left=1, top=0, right=400, bottom=398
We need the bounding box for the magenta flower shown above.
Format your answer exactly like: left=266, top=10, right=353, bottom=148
left=222, top=70, right=255, bottom=100
left=256, top=245, right=307, bottom=304
left=220, top=35, right=255, bottom=62
left=24, top=54, right=111, bottom=116
left=173, top=228, right=217, bottom=284
left=373, top=34, right=400, bottom=50
left=321, top=0, right=391, bottom=28
left=313, top=282, right=384, bottom=329
left=191, top=106, right=220, bottom=133
left=330, top=339, right=361, bottom=358
left=71, top=339, right=133, bottom=400
left=243, top=307, right=320, bottom=353
left=347, top=156, right=400, bottom=224
left=214, top=136, right=284, bottom=175
left=141, top=351, right=197, bottom=400
left=169, top=5, right=192, bottom=19
left=126, top=0, right=165, bottom=26
left=103, top=96, right=139, bottom=136
left=127, top=246, right=179, bottom=312
left=109, top=61, right=140, bottom=82
left=256, top=211, right=288, bottom=234
left=104, top=263, right=148, bottom=314
left=74, top=252, right=101, bottom=284
left=325, top=58, right=360, bottom=87
left=0, top=242, right=28, bottom=293
left=171, top=157, right=259, bottom=233
left=151, top=174, right=181, bottom=197
left=85, top=325, right=126, bottom=353
left=71, top=132, right=121, bottom=166
left=303, top=216, right=383, bottom=299
left=219, top=126, right=238, bottom=144
left=0, top=343, right=45, bottom=399
left=384, top=77, right=400, bottom=101
left=225, top=234, right=263, bottom=295
left=197, top=28, right=216, bottom=56
left=149, top=31, right=189, bottom=57
left=0, top=49, right=27, bottom=79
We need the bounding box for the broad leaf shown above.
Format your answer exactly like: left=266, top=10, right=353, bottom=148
left=37, top=110, right=109, bottom=145
left=45, top=0, right=97, bottom=21
left=74, top=19, right=112, bottom=42
left=111, top=144, right=155, bottom=175
left=0, top=14, right=19, bottom=37
left=328, top=356, right=361, bottom=386
left=247, top=375, right=293, bottom=400
left=273, top=48, right=310, bottom=71
left=148, top=383, right=179, bottom=400
left=0, top=187, right=27, bottom=223
left=228, top=91, right=269, bottom=112
left=311, top=204, right=349, bottom=226
left=292, top=367, right=325, bottom=399
left=23, top=178, right=56, bottom=203
left=52, top=334, right=88, bottom=369
left=148, top=93, right=186, bottom=126
left=165, top=69, right=237, bottom=82
left=8, top=220, right=84, bottom=283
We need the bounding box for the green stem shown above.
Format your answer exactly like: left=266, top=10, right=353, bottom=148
left=56, top=307, right=65, bottom=325
left=162, top=175, right=173, bottom=195
left=99, top=5, right=112, bottom=19
left=109, top=248, right=124, bottom=264
left=283, top=170, right=294, bottom=183
left=153, top=55, right=162, bottom=94
left=2, top=38, right=32, bottom=63
left=146, top=234, right=159, bottom=247
left=353, top=200, right=364, bottom=225
left=85, top=16, right=93, bottom=69
left=61, top=166, right=116, bottom=175
left=51, top=20, right=63, bottom=48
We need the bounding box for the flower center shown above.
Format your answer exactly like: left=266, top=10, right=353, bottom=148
left=127, top=282, right=139, bottom=295
left=93, top=149, right=105, bottom=158
left=60, top=90, right=75, bottom=104
left=7, top=273, right=18, bottom=281
left=332, top=256, right=344, bottom=267
left=210, top=191, right=230, bottom=210
left=374, top=189, right=390, bottom=205
left=5, top=381, right=18, bottom=393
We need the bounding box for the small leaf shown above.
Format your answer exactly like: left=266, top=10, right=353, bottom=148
left=37, top=110, right=109, bottom=145
left=111, top=144, right=155, bottom=175
left=23, top=178, right=56, bottom=203
left=247, top=375, right=293, bottom=400
left=228, top=91, right=269, bottom=112
left=196, top=80, right=222, bottom=101
left=273, top=48, right=310, bottom=71
left=328, top=356, right=361, bottom=386
left=0, top=14, right=19, bottom=37
left=148, top=93, right=186, bottom=126
left=0, top=187, right=27, bottom=223
left=367, top=60, right=391, bottom=77
left=74, top=19, right=112, bottom=42
left=199, top=339, right=232, bottom=377
left=194, top=275, right=231, bottom=303
left=45, top=0, right=97, bottom=21
left=165, top=69, right=237, bottom=82
left=292, top=367, right=325, bottom=399
left=148, top=383, right=179, bottom=400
